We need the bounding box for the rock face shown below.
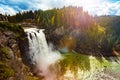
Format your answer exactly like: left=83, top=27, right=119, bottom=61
left=0, top=22, right=38, bottom=80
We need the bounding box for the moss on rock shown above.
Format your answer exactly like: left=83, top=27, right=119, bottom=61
left=0, top=62, right=14, bottom=80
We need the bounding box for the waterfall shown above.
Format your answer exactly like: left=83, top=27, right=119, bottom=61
left=25, top=28, right=62, bottom=80
left=24, top=28, right=111, bottom=80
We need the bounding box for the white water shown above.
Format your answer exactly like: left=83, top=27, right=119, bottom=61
left=25, top=28, right=62, bottom=80
left=24, top=28, right=114, bottom=80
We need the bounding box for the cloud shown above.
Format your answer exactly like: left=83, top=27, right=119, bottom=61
left=0, top=0, right=120, bottom=16
left=88, top=1, right=120, bottom=16
left=0, top=0, right=66, bottom=15
left=65, top=0, right=120, bottom=16
left=27, top=0, right=65, bottom=10
left=0, top=4, right=16, bottom=15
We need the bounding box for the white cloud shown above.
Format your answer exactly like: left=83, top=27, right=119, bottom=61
left=0, top=0, right=120, bottom=15
left=0, top=5, right=16, bottom=15
left=87, top=2, right=111, bottom=16
left=0, top=7, right=5, bottom=14
left=27, top=0, right=65, bottom=10
left=64, top=0, right=120, bottom=16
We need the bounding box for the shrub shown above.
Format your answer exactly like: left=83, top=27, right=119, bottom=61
left=0, top=62, right=14, bottom=80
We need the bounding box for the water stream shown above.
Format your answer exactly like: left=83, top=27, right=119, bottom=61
left=24, top=28, right=120, bottom=80
left=25, top=28, right=62, bottom=80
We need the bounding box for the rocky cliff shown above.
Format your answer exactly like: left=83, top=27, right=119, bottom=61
left=0, top=22, right=39, bottom=80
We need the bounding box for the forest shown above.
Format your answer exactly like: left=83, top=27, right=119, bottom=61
left=0, top=6, right=120, bottom=80
left=6, top=6, right=120, bottom=57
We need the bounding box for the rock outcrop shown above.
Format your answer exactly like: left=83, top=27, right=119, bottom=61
left=0, top=22, right=38, bottom=80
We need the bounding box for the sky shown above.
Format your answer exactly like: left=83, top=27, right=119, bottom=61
left=0, top=0, right=120, bottom=16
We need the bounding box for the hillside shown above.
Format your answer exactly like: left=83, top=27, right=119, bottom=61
left=0, top=6, right=120, bottom=80
left=0, top=22, right=39, bottom=80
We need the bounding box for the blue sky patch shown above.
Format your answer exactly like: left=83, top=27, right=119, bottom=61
left=0, top=0, right=120, bottom=16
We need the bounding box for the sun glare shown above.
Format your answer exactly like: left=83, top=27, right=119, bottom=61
left=66, top=0, right=103, bottom=11
left=67, top=0, right=104, bottom=15
left=68, top=0, right=101, bottom=6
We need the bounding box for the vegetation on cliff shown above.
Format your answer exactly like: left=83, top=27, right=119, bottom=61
left=0, top=22, right=39, bottom=80
left=7, top=6, right=120, bottom=57
left=0, top=6, right=120, bottom=80
left=0, top=62, right=14, bottom=80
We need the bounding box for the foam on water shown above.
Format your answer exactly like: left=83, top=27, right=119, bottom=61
left=24, top=28, right=112, bottom=80
left=25, top=28, right=62, bottom=80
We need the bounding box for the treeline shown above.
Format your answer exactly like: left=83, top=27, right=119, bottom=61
left=8, top=6, right=94, bottom=29
left=0, top=14, right=8, bottom=21
left=7, top=6, right=120, bottom=57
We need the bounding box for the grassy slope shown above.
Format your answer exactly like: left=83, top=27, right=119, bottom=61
left=58, top=52, right=120, bottom=79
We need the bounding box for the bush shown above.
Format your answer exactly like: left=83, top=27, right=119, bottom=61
left=59, top=53, right=90, bottom=76
left=0, top=62, right=14, bottom=80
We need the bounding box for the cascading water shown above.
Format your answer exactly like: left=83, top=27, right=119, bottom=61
left=25, top=28, right=62, bottom=80
left=23, top=28, right=115, bottom=80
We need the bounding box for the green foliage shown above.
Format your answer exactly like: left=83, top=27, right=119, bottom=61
left=6, top=6, right=120, bottom=56
left=91, top=56, right=110, bottom=69
left=0, top=22, right=25, bottom=41
left=1, top=47, right=9, bottom=57
left=0, top=62, right=14, bottom=80
left=58, top=53, right=110, bottom=80
left=95, top=16, right=120, bottom=56
left=75, top=24, right=105, bottom=56
left=8, top=6, right=94, bottom=30
left=100, top=34, right=120, bottom=56
left=25, top=76, right=39, bottom=80
left=59, top=53, right=90, bottom=76
left=0, top=43, right=10, bottom=60
left=0, top=22, right=23, bottom=32
left=101, top=36, right=115, bottom=53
